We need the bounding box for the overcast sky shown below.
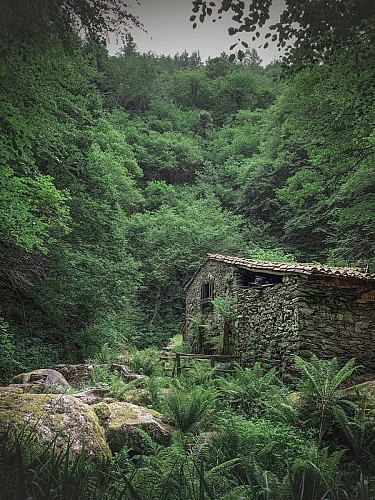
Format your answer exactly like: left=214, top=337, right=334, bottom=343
left=108, top=0, right=286, bottom=66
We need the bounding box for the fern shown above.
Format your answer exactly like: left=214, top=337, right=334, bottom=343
left=217, top=362, right=286, bottom=419
left=164, top=386, right=217, bottom=432
left=295, top=356, right=358, bottom=442
left=130, top=347, right=161, bottom=376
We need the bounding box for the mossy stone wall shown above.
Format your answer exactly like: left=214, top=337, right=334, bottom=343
left=296, top=281, right=375, bottom=373
left=234, top=276, right=300, bottom=376
left=186, top=262, right=375, bottom=376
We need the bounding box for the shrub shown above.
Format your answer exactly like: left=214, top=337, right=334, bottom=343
left=90, top=366, right=141, bottom=399
left=88, top=342, right=119, bottom=364
left=130, top=347, right=160, bottom=376
left=295, top=356, right=358, bottom=442
left=164, top=386, right=217, bottom=432
left=144, top=375, right=170, bottom=409
left=217, top=362, right=290, bottom=419
left=180, top=360, right=216, bottom=388
left=167, top=333, right=191, bottom=354
left=212, top=415, right=344, bottom=499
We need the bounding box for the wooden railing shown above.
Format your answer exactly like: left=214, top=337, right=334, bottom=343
left=160, top=352, right=241, bottom=376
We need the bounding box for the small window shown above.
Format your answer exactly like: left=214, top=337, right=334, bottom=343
left=201, top=281, right=214, bottom=303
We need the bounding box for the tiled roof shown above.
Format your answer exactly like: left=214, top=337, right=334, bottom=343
left=206, top=254, right=373, bottom=280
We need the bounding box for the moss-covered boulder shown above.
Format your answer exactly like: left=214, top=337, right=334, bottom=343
left=101, top=402, right=172, bottom=452
left=119, top=389, right=151, bottom=406
left=11, top=369, right=70, bottom=391
left=93, top=402, right=111, bottom=422
left=2, top=383, right=47, bottom=394
left=0, top=386, right=24, bottom=396
left=52, top=364, right=94, bottom=386
left=0, top=392, right=110, bottom=461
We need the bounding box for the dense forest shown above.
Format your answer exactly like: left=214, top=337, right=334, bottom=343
left=1, top=1, right=375, bottom=499
left=1, top=0, right=374, bottom=380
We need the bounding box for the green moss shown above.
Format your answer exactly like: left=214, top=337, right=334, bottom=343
left=0, top=386, right=24, bottom=396
left=107, top=403, right=138, bottom=427
left=103, top=402, right=172, bottom=452
left=93, top=402, right=111, bottom=421
left=119, top=389, right=151, bottom=406
left=0, top=393, right=111, bottom=461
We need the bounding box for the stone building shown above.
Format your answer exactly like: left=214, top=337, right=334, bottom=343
left=185, top=253, right=375, bottom=375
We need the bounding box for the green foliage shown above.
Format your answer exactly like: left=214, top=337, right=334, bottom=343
left=0, top=425, right=112, bottom=499
left=124, top=189, right=250, bottom=337
left=143, top=375, right=170, bottom=409
left=164, top=386, right=217, bottom=432
left=217, top=362, right=288, bottom=419
left=1, top=0, right=375, bottom=497
left=212, top=415, right=344, bottom=499
left=238, top=41, right=375, bottom=264
left=2, top=352, right=375, bottom=498
left=192, top=0, right=375, bottom=70
left=88, top=343, right=120, bottom=365
left=295, top=356, right=358, bottom=442
left=0, top=0, right=141, bottom=48
left=179, top=361, right=216, bottom=389
left=102, top=51, right=161, bottom=111
left=130, top=347, right=161, bottom=376
left=91, top=367, right=142, bottom=399
left=0, top=167, right=71, bottom=254
left=0, top=313, right=20, bottom=383
left=1, top=0, right=373, bottom=432
left=167, top=334, right=191, bottom=354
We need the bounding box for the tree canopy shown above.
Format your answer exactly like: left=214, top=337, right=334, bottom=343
left=191, top=0, right=375, bottom=69
left=0, top=0, right=373, bottom=378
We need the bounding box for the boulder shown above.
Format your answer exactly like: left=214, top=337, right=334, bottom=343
left=100, top=402, right=172, bottom=452
left=93, top=402, right=111, bottom=422
left=110, top=364, right=148, bottom=383
left=53, top=364, right=94, bottom=386
left=0, top=386, right=24, bottom=396
left=1, top=383, right=45, bottom=395
left=12, top=369, right=70, bottom=391
left=73, top=387, right=110, bottom=405
left=0, top=392, right=110, bottom=461
left=119, top=389, right=151, bottom=406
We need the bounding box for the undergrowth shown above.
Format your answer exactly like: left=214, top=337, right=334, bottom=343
left=2, top=352, right=375, bottom=499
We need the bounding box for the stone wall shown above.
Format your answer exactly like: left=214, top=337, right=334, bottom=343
left=185, top=260, right=237, bottom=350
left=234, top=275, right=301, bottom=376
left=297, top=280, right=375, bottom=372
left=186, top=261, right=375, bottom=376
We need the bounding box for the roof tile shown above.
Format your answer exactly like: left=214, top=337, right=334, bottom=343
left=206, top=253, right=372, bottom=280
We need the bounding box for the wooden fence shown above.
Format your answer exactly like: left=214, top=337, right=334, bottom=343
left=160, top=352, right=241, bottom=376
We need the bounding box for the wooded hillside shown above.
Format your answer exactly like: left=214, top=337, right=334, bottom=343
left=0, top=0, right=374, bottom=379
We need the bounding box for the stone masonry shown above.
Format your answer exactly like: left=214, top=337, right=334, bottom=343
left=185, top=254, right=375, bottom=377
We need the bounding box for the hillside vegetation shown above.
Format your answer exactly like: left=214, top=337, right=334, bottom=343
left=0, top=0, right=374, bottom=379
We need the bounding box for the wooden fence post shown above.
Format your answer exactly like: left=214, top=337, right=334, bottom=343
left=176, top=353, right=181, bottom=375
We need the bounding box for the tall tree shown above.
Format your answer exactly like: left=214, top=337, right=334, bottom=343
left=192, top=0, right=375, bottom=69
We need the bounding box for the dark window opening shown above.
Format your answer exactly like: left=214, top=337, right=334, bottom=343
left=201, top=281, right=214, bottom=311
left=201, top=281, right=214, bottom=302
left=236, top=269, right=282, bottom=288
